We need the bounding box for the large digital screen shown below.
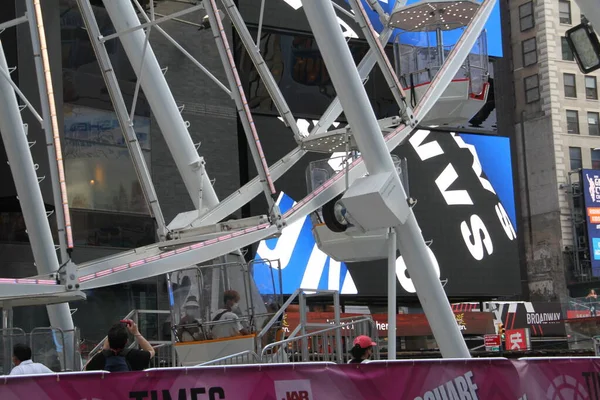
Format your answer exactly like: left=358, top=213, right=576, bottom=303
left=239, top=0, right=502, bottom=57
left=582, top=169, right=600, bottom=276
left=250, top=116, right=520, bottom=298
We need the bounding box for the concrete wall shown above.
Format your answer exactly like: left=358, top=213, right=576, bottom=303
left=503, top=0, right=569, bottom=301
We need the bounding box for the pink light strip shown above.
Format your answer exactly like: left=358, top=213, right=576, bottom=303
left=354, top=0, right=407, bottom=98
left=0, top=278, right=57, bottom=285
left=33, top=0, right=74, bottom=249
left=209, top=0, right=275, bottom=195
left=83, top=223, right=273, bottom=282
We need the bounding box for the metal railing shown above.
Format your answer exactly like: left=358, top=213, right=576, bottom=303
left=195, top=350, right=260, bottom=366
left=260, top=317, right=378, bottom=364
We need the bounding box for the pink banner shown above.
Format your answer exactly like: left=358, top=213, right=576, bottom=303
left=0, top=358, right=599, bottom=399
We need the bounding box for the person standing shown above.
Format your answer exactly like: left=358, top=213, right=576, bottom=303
left=84, top=319, right=155, bottom=372
left=9, top=343, right=53, bottom=375
left=348, top=335, right=376, bottom=364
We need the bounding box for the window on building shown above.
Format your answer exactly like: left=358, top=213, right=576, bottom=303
left=564, top=73, right=577, bottom=98
left=586, top=76, right=598, bottom=100
left=522, top=37, right=537, bottom=66
left=589, top=112, right=600, bottom=136
left=524, top=74, right=540, bottom=103
left=519, top=2, right=535, bottom=31
left=559, top=0, right=572, bottom=24
left=561, top=36, right=574, bottom=61
left=570, top=147, right=582, bottom=170
left=592, top=149, right=600, bottom=169
left=567, top=110, right=580, bottom=133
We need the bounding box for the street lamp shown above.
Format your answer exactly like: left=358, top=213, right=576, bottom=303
left=566, top=20, right=600, bottom=74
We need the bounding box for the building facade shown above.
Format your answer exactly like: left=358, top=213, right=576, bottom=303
left=504, top=0, right=600, bottom=300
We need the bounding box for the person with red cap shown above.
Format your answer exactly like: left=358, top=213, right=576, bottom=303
left=348, top=335, right=376, bottom=364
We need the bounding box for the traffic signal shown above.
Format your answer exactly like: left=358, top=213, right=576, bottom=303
left=498, top=323, right=505, bottom=338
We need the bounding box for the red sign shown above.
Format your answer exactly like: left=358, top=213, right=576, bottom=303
left=505, top=328, right=530, bottom=351
left=484, top=334, right=501, bottom=347
left=567, top=310, right=594, bottom=319
left=282, top=311, right=494, bottom=337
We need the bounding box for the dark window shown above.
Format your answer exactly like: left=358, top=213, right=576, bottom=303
left=586, top=76, right=598, bottom=100
left=561, top=36, right=574, bottom=61
left=570, top=146, right=582, bottom=170
left=564, top=73, right=577, bottom=98
left=522, top=37, right=537, bottom=66
left=237, top=29, right=399, bottom=118
left=592, top=149, right=600, bottom=169
left=567, top=110, right=579, bottom=134
left=519, top=2, right=535, bottom=31
left=589, top=112, right=600, bottom=136
left=559, top=0, right=572, bottom=24
left=524, top=74, right=540, bottom=103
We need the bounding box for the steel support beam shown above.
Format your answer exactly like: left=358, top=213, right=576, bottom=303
left=101, top=0, right=219, bottom=213
left=0, top=41, right=76, bottom=363
left=77, top=0, right=167, bottom=238
left=24, top=0, right=71, bottom=261
left=77, top=123, right=413, bottom=292
left=387, top=227, right=396, bottom=360
left=100, top=4, right=205, bottom=42
left=205, top=0, right=278, bottom=211
left=220, top=0, right=302, bottom=140
left=300, top=0, right=470, bottom=358
left=347, top=0, right=414, bottom=125
left=78, top=224, right=278, bottom=289
left=301, top=1, right=396, bottom=176
left=0, top=15, right=28, bottom=31
left=310, top=27, right=394, bottom=135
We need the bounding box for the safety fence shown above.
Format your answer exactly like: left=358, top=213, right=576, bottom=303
left=0, top=327, right=81, bottom=374
left=261, top=316, right=377, bottom=363
left=2, top=357, right=600, bottom=399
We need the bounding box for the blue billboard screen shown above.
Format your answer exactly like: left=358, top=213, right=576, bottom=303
left=253, top=129, right=518, bottom=297
left=582, top=169, right=600, bottom=275
left=349, top=0, right=503, bottom=57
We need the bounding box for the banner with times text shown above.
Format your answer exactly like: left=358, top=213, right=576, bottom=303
left=3, top=358, right=600, bottom=399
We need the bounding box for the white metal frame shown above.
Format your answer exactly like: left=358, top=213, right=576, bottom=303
left=0, top=0, right=498, bottom=359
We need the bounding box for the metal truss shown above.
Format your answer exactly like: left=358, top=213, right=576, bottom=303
left=0, top=0, right=497, bottom=359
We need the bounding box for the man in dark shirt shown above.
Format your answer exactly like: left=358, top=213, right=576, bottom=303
left=84, top=320, right=155, bottom=371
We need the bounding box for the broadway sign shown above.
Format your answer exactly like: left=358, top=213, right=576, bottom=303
left=484, top=301, right=566, bottom=336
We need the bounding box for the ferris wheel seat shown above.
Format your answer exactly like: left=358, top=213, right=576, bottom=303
left=408, top=79, right=490, bottom=126
left=174, top=334, right=256, bottom=366
left=312, top=224, right=390, bottom=262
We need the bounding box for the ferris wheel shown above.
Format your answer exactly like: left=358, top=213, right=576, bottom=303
left=0, top=0, right=498, bottom=362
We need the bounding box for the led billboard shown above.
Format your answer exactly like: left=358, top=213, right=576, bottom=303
left=582, top=169, right=600, bottom=276
left=250, top=116, right=520, bottom=298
